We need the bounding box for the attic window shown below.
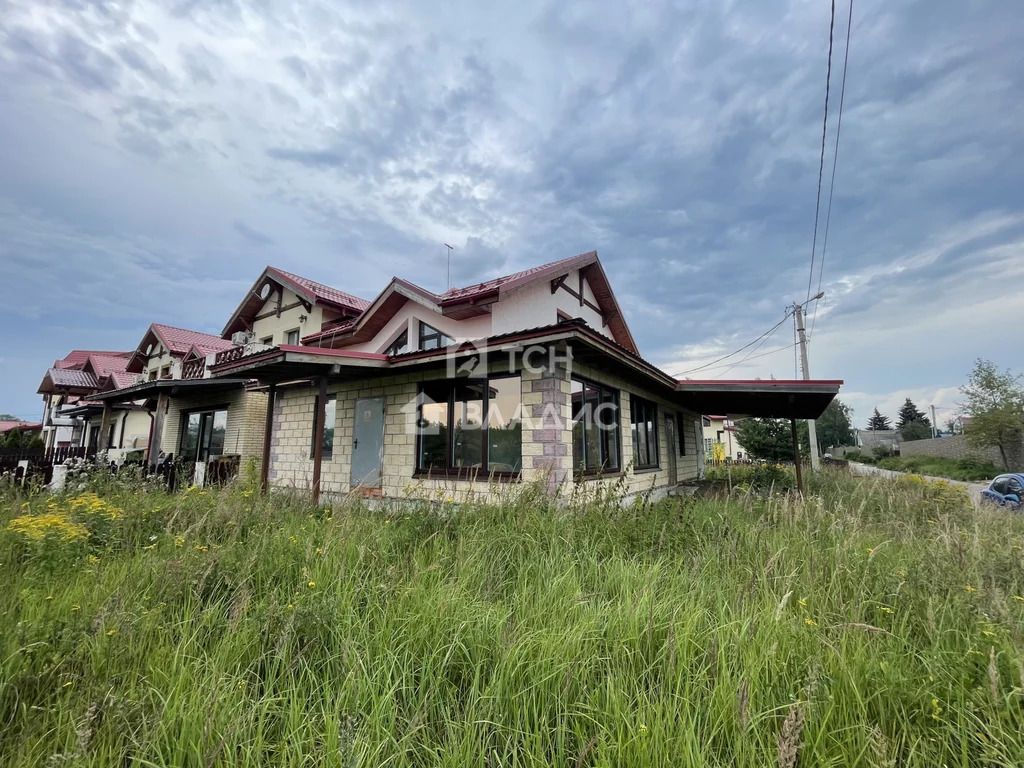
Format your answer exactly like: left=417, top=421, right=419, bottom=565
left=385, top=329, right=409, bottom=356
left=419, top=321, right=452, bottom=351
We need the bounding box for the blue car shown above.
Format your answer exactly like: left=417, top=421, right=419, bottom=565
left=981, top=474, right=1024, bottom=510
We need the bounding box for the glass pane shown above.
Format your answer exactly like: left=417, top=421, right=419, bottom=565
left=451, top=382, right=484, bottom=468
left=386, top=329, right=409, bottom=356
left=598, top=390, right=619, bottom=468
left=208, top=410, right=227, bottom=457
left=571, top=379, right=585, bottom=470
left=418, top=401, right=448, bottom=470
left=181, top=412, right=201, bottom=461
left=584, top=385, right=601, bottom=470
left=322, top=397, right=336, bottom=457
left=488, top=376, right=522, bottom=472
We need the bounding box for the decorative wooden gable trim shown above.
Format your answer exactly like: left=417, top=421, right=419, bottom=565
left=550, top=270, right=615, bottom=328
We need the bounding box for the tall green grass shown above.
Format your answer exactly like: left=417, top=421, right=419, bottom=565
left=2, top=468, right=1023, bottom=766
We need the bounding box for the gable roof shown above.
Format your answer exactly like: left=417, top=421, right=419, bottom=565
left=39, top=348, right=134, bottom=395
left=221, top=266, right=370, bottom=338
left=54, top=350, right=130, bottom=369
left=301, top=251, right=639, bottom=354
left=126, top=323, right=234, bottom=373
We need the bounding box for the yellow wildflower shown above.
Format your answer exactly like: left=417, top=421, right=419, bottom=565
left=307, top=581, right=316, bottom=589
left=194, top=545, right=208, bottom=552
left=965, top=585, right=977, bottom=593
left=804, top=618, right=817, bottom=627
left=45, top=595, right=54, bottom=601
left=71, top=605, right=81, bottom=612
left=63, top=681, right=73, bottom=688
left=880, top=606, right=894, bottom=614
left=106, top=628, right=118, bottom=636
left=315, top=547, right=323, bottom=554
left=638, top=723, right=649, bottom=736
left=1012, top=596, right=1024, bottom=602
left=174, top=537, right=185, bottom=548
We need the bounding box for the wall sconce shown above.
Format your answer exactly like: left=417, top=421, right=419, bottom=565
left=298, top=314, right=308, bottom=323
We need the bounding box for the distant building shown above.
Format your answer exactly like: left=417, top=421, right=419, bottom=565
left=702, top=415, right=746, bottom=462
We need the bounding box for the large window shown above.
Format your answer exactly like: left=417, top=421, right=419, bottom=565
left=571, top=377, right=620, bottom=474
left=419, top=321, right=453, bottom=351
left=385, top=329, right=409, bottom=356
left=310, top=395, right=336, bottom=459
left=630, top=395, right=659, bottom=469
left=180, top=408, right=228, bottom=462
left=416, top=375, right=522, bottom=475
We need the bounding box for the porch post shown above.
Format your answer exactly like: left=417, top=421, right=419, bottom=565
left=311, top=376, right=327, bottom=504
left=148, top=391, right=169, bottom=467
left=790, top=418, right=804, bottom=494
left=98, top=403, right=113, bottom=451
left=260, top=383, right=276, bottom=494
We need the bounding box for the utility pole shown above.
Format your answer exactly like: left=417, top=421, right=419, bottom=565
left=792, top=299, right=821, bottom=471
left=444, top=243, right=454, bottom=290
left=930, top=404, right=937, bottom=438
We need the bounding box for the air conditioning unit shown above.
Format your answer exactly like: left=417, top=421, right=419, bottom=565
left=231, top=331, right=255, bottom=346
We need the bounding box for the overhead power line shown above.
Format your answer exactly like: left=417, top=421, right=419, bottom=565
left=686, top=341, right=802, bottom=377
left=672, top=311, right=792, bottom=378
left=809, top=0, right=854, bottom=341
left=805, top=0, right=837, bottom=305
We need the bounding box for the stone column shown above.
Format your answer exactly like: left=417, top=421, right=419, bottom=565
left=520, top=349, right=573, bottom=495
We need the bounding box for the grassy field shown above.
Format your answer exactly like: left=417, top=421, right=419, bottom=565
left=3, top=468, right=1024, bottom=766
left=842, top=452, right=1002, bottom=482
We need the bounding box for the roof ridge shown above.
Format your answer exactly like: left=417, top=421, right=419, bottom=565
left=439, top=250, right=597, bottom=298
left=267, top=266, right=371, bottom=309
left=151, top=322, right=224, bottom=338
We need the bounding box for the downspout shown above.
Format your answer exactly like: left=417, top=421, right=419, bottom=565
left=118, top=411, right=128, bottom=449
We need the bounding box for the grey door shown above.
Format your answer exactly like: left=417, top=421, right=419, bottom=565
left=351, top=397, right=385, bottom=488
left=665, top=415, right=678, bottom=486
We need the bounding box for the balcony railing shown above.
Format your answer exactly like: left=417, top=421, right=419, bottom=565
left=181, top=359, right=206, bottom=379
left=214, top=346, right=247, bottom=367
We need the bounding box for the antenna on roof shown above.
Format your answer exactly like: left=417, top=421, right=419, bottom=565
left=444, top=243, right=454, bottom=290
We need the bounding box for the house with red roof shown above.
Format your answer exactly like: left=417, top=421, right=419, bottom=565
left=95, top=268, right=372, bottom=484
left=199, top=251, right=842, bottom=502
left=36, top=350, right=150, bottom=454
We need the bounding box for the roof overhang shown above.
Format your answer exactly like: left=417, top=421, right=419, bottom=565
left=674, top=379, right=844, bottom=420
left=92, top=377, right=251, bottom=404
left=209, top=345, right=389, bottom=383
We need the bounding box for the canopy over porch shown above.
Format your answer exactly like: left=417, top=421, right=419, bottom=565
left=673, top=379, right=843, bottom=420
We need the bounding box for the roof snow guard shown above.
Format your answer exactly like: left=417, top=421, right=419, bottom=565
left=674, top=379, right=843, bottom=420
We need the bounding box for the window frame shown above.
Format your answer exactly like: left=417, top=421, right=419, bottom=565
left=630, top=395, right=660, bottom=470
left=418, top=321, right=453, bottom=351
left=178, top=405, right=230, bottom=463
left=414, top=372, right=523, bottom=480
left=571, top=375, right=621, bottom=477
left=285, top=328, right=300, bottom=346
left=260, top=335, right=274, bottom=346
left=385, top=328, right=410, bottom=356
left=310, top=394, right=337, bottom=460
left=676, top=413, right=687, bottom=455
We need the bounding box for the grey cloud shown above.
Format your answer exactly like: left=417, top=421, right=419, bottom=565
left=234, top=220, right=275, bottom=246
left=55, top=32, right=122, bottom=91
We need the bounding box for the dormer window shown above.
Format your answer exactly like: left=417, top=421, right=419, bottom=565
left=385, top=329, right=409, bottom=356
left=419, top=321, right=452, bottom=351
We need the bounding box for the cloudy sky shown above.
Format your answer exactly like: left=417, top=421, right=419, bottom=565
left=1, top=0, right=1022, bottom=428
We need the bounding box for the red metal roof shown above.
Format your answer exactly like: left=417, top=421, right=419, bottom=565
left=0, top=421, right=42, bottom=433
left=151, top=324, right=235, bottom=356
left=437, top=251, right=597, bottom=303
left=44, top=368, right=99, bottom=389
left=55, top=350, right=131, bottom=369
left=267, top=267, right=371, bottom=312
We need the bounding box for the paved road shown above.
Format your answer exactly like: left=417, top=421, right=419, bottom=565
left=848, top=462, right=989, bottom=507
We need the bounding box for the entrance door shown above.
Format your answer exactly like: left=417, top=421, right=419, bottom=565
left=351, top=397, right=385, bottom=488
left=665, top=415, right=678, bottom=486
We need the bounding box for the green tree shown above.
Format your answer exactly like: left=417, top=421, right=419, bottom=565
left=734, top=418, right=809, bottom=462
left=0, top=413, right=21, bottom=421
left=866, top=408, right=891, bottom=431
left=897, top=398, right=931, bottom=430
left=900, top=420, right=932, bottom=442
left=960, top=359, right=1024, bottom=469
left=817, top=399, right=855, bottom=450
